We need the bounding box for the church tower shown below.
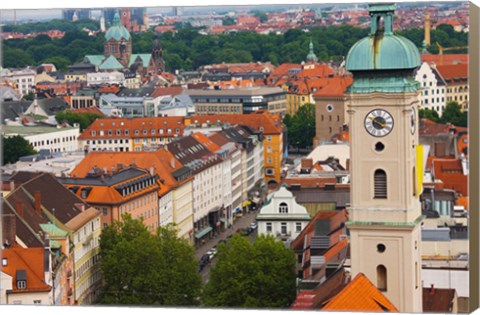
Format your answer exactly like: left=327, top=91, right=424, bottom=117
left=151, top=36, right=166, bottom=74
left=345, top=4, right=423, bottom=312
left=104, top=10, right=132, bottom=67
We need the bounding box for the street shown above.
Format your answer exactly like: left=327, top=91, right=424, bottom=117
left=195, top=210, right=257, bottom=283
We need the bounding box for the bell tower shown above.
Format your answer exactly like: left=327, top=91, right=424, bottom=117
left=345, top=3, right=423, bottom=312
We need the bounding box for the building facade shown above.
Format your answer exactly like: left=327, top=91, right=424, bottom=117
left=256, top=186, right=311, bottom=244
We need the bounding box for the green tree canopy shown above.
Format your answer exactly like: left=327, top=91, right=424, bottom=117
left=99, top=214, right=201, bottom=306
left=202, top=234, right=296, bottom=308
left=419, top=108, right=440, bottom=123
left=284, top=103, right=316, bottom=149
left=440, top=101, right=467, bottom=127
left=2, top=135, right=38, bottom=165
left=55, top=110, right=103, bottom=131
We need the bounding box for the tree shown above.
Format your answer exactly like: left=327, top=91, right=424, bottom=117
left=55, top=110, right=103, bottom=131
left=419, top=108, right=440, bottom=123
left=285, top=103, right=316, bottom=149
left=223, top=17, right=236, bottom=26
left=202, top=234, right=297, bottom=308
left=440, top=101, right=467, bottom=127
left=99, top=214, right=201, bottom=306
left=2, top=135, right=38, bottom=165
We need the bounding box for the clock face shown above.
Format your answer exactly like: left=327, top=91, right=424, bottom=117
left=364, top=109, right=394, bottom=137
left=410, top=107, right=416, bottom=134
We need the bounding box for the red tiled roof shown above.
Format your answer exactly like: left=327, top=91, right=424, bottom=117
left=71, top=106, right=105, bottom=116
left=1, top=247, right=51, bottom=293
left=436, top=64, right=468, bottom=81
left=421, top=54, right=468, bottom=66
left=152, top=86, right=183, bottom=98
left=321, top=273, right=399, bottom=312
left=419, top=118, right=467, bottom=136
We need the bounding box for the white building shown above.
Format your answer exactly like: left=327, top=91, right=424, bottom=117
left=415, top=62, right=447, bottom=116
left=256, top=185, right=311, bottom=243
left=1, top=125, right=81, bottom=154
left=86, top=71, right=125, bottom=86
left=159, top=190, right=174, bottom=227
left=0, top=68, right=36, bottom=96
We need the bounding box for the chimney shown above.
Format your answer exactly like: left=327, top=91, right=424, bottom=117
left=9, top=181, right=15, bottom=191
left=15, top=202, right=24, bottom=218
left=74, top=203, right=85, bottom=212
left=430, top=284, right=435, bottom=295
left=150, top=165, right=155, bottom=176
left=170, top=158, right=175, bottom=169
left=34, top=191, right=42, bottom=213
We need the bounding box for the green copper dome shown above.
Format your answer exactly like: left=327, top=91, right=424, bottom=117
left=105, top=11, right=131, bottom=41
left=306, top=40, right=318, bottom=63
left=346, top=4, right=420, bottom=71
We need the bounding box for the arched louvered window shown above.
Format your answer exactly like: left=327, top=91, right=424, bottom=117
left=279, top=202, right=288, bottom=214
left=374, top=169, right=387, bottom=199
left=377, top=264, right=387, bottom=291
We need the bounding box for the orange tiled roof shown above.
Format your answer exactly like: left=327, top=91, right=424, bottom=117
left=321, top=273, right=398, bottom=312
left=1, top=247, right=51, bottom=293
left=457, top=196, right=468, bottom=210
left=189, top=111, right=283, bottom=135
left=78, top=117, right=185, bottom=140
left=312, top=76, right=353, bottom=97
left=70, top=150, right=189, bottom=193
left=191, top=132, right=221, bottom=153
left=419, top=118, right=467, bottom=136
left=283, top=177, right=338, bottom=188
left=297, top=64, right=335, bottom=78
left=432, top=158, right=468, bottom=196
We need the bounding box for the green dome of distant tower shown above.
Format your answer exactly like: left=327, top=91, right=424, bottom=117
left=105, top=10, right=131, bottom=41
left=345, top=3, right=421, bottom=93
left=306, top=40, right=318, bottom=63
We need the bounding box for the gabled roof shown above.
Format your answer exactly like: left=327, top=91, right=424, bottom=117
left=128, top=54, right=152, bottom=68
left=435, top=64, right=468, bottom=82
left=1, top=100, right=32, bottom=121
left=421, top=54, right=468, bottom=66
left=84, top=55, right=105, bottom=67
left=99, top=55, right=124, bottom=70
left=1, top=247, right=51, bottom=293
left=321, top=273, right=398, bottom=312
left=152, top=86, right=184, bottom=98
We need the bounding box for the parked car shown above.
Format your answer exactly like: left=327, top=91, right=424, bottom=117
left=249, top=221, right=257, bottom=230
left=206, top=250, right=215, bottom=260
left=200, top=254, right=210, bottom=264
left=246, top=226, right=254, bottom=235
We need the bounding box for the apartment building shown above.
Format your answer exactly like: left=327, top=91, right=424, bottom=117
left=167, top=135, right=224, bottom=246
left=436, top=64, right=469, bottom=111
left=0, top=68, right=36, bottom=96
left=414, top=62, right=447, bottom=115
left=1, top=172, right=101, bottom=305
left=69, top=150, right=194, bottom=244
left=78, top=117, right=185, bottom=152
left=187, top=111, right=284, bottom=184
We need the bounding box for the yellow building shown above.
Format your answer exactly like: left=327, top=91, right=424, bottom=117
left=187, top=111, right=284, bottom=184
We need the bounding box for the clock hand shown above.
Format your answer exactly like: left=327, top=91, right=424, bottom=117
left=368, top=116, right=386, bottom=128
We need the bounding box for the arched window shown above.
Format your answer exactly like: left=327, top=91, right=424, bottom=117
left=377, top=265, right=387, bottom=291
left=279, top=202, right=288, bottom=214
left=374, top=169, right=387, bottom=199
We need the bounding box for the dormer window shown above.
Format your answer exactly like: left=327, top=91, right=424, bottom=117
left=16, top=270, right=26, bottom=289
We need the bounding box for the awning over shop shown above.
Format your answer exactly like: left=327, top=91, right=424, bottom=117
left=219, top=217, right=227, bottom=223
left=242, top=200, right=251, bottom=207
left=195, top=226, right=213, bottom=239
